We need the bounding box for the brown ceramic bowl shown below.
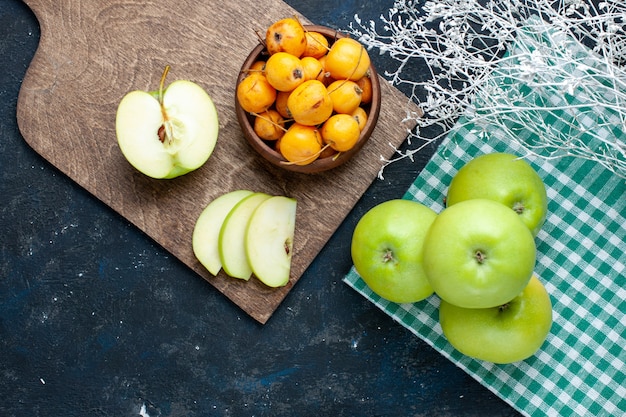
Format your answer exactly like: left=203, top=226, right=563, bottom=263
left=235, top=25, right=381, bottom=174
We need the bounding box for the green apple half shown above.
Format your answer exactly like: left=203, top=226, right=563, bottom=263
left=423, top=198, right=536, bottom=309
left=218, top=192, right=271, bottom=280
left=351, top=199, right=438, bottom=303
left=116, top=67, right=219, bottom=179
left=192, top=189, right=254, bottom=275
left=245, top=196, right=297, bottom=288
left=446, top=152, right=548, bottom=236
left=439, top=275, right=552, bottom=364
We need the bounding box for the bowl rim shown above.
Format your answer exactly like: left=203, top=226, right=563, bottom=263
left=235, top=24, right=381, bottom=174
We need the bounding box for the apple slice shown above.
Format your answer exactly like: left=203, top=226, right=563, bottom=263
left=245, top=196, right=297, bottom=288
left=218, top=192, right=271, bottom=280
left=192, top=189, right=254, bottom=275
left=116, top=66, right=219, bottom=179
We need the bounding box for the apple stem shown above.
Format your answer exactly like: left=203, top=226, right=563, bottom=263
left=475, top=250, right=486, bottom=264
left=157, top=65, right=173, bottom=145
left=513, top=201, right=525, bottom=215
left=158, top=65, right=170, bottom=105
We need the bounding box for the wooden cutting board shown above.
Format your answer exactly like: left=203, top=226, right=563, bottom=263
left=17, top=0, right=418, bottom=323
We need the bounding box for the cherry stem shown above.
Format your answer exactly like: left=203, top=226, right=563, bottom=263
left=293, top=14, right=305, bottom=32
left=254, top=30, right=266, bottom=47
left=280, top=143, right=332, bottom=166
left=346, top=43, right=365, bottom=81
left=250, top=111, right=288, bottom=132
left=304, top=26, right=331, bottom=52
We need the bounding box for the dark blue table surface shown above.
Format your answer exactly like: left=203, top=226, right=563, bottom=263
left=0, top=1, right=521, bottom=415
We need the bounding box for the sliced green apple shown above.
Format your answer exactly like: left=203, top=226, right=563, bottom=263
left=218, top=192, right=271, bottom=280
left=192, top=189, right=254, bottom=275
left=245, top=196, right=297, bottom=288
left=115, top=67, right=219, bottom=179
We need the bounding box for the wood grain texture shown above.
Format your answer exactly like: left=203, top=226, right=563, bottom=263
left=16, top=0, right=417, bottom=323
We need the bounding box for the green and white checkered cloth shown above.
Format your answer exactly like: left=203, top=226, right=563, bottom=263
left=344, top=18, right=626, bottom=417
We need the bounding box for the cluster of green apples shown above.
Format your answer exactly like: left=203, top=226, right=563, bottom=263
left=192, top=190, right=297, bottom=288
left=351, top=153, right=553, bottom=364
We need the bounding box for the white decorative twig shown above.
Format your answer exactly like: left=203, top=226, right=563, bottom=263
left=351, top=0, right=626, bottom=178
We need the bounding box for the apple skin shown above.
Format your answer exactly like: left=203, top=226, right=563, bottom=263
left=351, top=199, right=438, bottom=303
left=439, top=275, right=552, bottom=364
left=116, top=79, right=219, bottom=179
left=446, top=152, right=547, bottom=236
left=192, top=189, right=254, bottom=276
left=423, top=198, right=536, bottom=309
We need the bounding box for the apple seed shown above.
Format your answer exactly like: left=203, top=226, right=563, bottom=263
left=157, top=125, right=166, bottom=143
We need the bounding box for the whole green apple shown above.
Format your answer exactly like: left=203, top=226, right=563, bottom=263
left=423, top=198, right=536, bottom=309
left=351, top=199, right=437, bottom=303
left=439, top=275, right=552, bottom=364
left=116, top=66, right=219, bottom=179
left=446, top=152, right=547, bottom=236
